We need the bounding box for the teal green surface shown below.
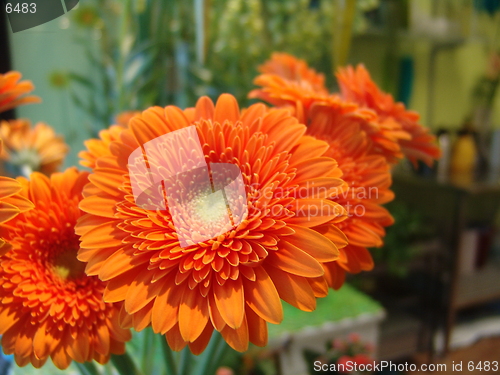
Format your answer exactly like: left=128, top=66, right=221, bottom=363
left=268, top=284, right=383, bottom=338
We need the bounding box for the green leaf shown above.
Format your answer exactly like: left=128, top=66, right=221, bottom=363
left=111, top=353, right=142, bottom=375
left=68, top=73, right=96, bottom=91
left=160, top=336, right=177, bottom=375
left=74, top=362, right=99, bottom=375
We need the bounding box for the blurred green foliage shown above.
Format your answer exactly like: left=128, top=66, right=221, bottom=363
left=51, top=0, right=379, bottom=136
left=373, top=201, right=436, bottom=277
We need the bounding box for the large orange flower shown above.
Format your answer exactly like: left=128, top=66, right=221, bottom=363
left=0, top=119, right=68, bottom=176
left=0, top=71, right=41, bottom=113
left=0, top=168, right=131, bottom=369
left=76, top=94, right=350, bottom=353
left=337, top=64, right=441, bottom=166
left=307, top=101, right=394, bottom=289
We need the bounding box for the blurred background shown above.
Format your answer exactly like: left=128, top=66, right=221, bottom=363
left=2, top=0, right=500, bottom=374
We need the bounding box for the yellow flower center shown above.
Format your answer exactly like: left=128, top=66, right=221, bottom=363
left=51, top=250, right=86, bottom=280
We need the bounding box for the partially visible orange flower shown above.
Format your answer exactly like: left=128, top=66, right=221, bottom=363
left=0, top=141, right=34, bottom=253
left=0, top=71, right=41, bottom=113
left=115, top=110, right=140, bottom=127
left=249, top=53, right=330, bottom=123
left=79, top=125, right=126, bottom=169
left=0, top=168, right=131, bottom=369
left=307, top=100, right=394, bottom=289
left=250, top=55, right=411, bottom=163
left=258, top=53, right=328, bottom=93
left=0, top=119, right=68, bottom=176
left=76, top=94, right=349, bottom=354
left=79, top=111, right=140, bottom=169
left=337, top=64, right=441, bottom=166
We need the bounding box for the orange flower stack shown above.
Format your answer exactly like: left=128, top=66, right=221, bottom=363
left=250, top=53, right=440, bottom=288
left=0, top=169, right=131, bottom=368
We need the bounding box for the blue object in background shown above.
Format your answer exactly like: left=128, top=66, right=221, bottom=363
left=0, top=345, right=12, bottom=375
left=397, top=56, right=414, bottom=107
left=474, top=0, right=500, bottom=16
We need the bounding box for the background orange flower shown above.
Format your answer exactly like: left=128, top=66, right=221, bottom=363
left=76, top=94, right=350, bottom=354
left=0, top=71, right=41, bottom=113
left=79, top=125, right=126, bottom=169
left=249, top=53, right=330, bottom=123
left=0, top=168, right=130, bottom=369
left=251, top=54, right=440, bottom=167
left=307, top=101, right=394, bottom=289
left=0, top=119, right=68, bottom=176
left=337, top=64, right=441, bottom=166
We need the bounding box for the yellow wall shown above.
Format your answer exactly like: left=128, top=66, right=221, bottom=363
left=351, top=0, right=500, bottom=132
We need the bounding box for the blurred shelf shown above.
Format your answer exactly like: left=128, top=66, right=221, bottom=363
left=456, top=263, right=500, bottom=309
left=379, top=309, right=421, bottom=360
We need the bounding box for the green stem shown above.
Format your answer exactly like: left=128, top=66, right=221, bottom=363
left=141, top=327, right=156, bottom=375
left=116, top=0, right=131, bottom=111
left=74, top=362, right=99, bottom=375
left=194, top=331, right=226, bottom=375
left=160, top=336, right=178, bottom=375
left=178, top=347, right=192, bottom=375
left=111, top=352, right=142, bottom=375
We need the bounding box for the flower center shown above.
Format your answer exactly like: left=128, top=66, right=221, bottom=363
left=190, top=188, right=232, bottom=230
left=6, top=148, right=41, bottom=176
left=51, top=249, right=86, bottom=281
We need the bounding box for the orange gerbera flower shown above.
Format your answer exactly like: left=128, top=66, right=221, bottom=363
left=0, top=141, right=34, bottom=253
left=115, top=110, right=141, bottom=127
left=0, top=71, right=41, bottom=113
left=337, top=64, right=441, bottom=166
left=0, top=119, right=68, bottom=176
left=79, top=111, right=140, bottom=169
left=250, top=55, right=442, bottom=165
left=0, top=168, right=131, bottom=369
left=76, top=94, right=349, bottom=353
left=258, top=53, right=328, bottom=93
left=307, top=101, right=394, bottom=289
left=79, top=125, right=126, bottom=169
left=249, top=53, right=330, bottom=124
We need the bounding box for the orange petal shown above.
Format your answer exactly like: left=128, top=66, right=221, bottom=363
left=151, top=274, right=182, bottom=334
left=166, top=324, right=188, bottom=352
left=178, top=289, right=209, bottom=342
left=243, top=267, right=283, bottom=324
left=286, top=225, right=341, bottom=262
left=188, top=323, right=214, bottom=355
left=288, top=199, right=345, bottom=227
left=194, top=96, right=215, bottom=120
left=220, top=315, right=249, bottom=352
left=245, top=306, right=268, bottom=347
left=267, top=241, right=324, bottom=277
left=213, top=278, right=244, bottom=329
left=80, top=221, right=128, bottom=249
left=307, top=276, right=329, bottom=298
left=265, top=265, right=316, bottom=312
left=208, top=293, right=226, bottom=331
left=0, top=177, right=21, bottom=197
left=214, top=94, right=240, bottom=124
